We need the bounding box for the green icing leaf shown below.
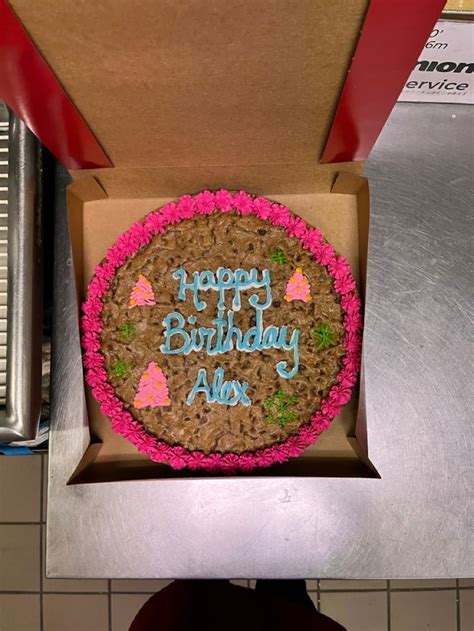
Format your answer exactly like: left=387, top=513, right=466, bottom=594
left=270, top=249, right=288, bottom=265
left=264, top=390, right=298, bottom=426
left=118, top=323, right=135, bottom=339
left=110, top=360, right=131, bottom=378
left=312, top=323, right=337, bottom=350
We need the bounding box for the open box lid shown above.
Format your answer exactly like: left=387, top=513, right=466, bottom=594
left=2, top=0, right=444, bottom=171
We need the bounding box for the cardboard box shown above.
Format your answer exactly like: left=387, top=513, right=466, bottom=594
left=5, top=0, right=441, bottom=482
left=67, top=168, right=373, bottom=482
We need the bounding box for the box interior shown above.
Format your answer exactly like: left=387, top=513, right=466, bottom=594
left=67, top=170, right=377, bottom=483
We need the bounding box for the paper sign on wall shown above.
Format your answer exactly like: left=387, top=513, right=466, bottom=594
left=399, top=20, right=474, bottom=105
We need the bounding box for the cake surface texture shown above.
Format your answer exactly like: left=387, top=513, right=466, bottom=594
left=81, top=191, right=362, bottom=471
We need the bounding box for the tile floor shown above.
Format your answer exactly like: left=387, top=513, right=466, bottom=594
left=0, top=455, right=472, bottom=631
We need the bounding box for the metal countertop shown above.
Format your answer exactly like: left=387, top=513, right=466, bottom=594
left=47, top=103, right=473, bottom=579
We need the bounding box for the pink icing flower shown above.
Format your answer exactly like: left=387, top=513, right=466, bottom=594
left=176, top=194, right=196, bottom=219
left=94, top=261, right=116, bottom=283
left=287, top=442, right=303, bottom=459
left=87, top=275, right=109, bottom=299
left=256, top=450, right=277, bottom=468
left=329, top=384, right=352, bottom=406
left=168, top=446, right=187, bottom=469
left=221, top=453, right=241, bottom=470
left=296, top=424, right=315, bottom=444
left=269, top=444, right=290, bottom=464
left=82, top=297, right=102, bottom=318
left=148, top=443, right=169, bottom=463
left=100, top=396, right=124, bottom=418
left=109, top=413, right=132, bottom=437
left=91, top=381, right=114, bottom=400
left=342, top=351, right=361, bottom=373
left=320, top=398, right=341, bottom=419
left=305, top=424, right=323, bottom=443
left=334, top=274, right=356, bottom=295
left=337, top=367, right=357, bottom=388
left=214, top=189, right=234, bottom=213
left=200, top=453, right=224, bottom=470
left=341, top=292, right=361, bottom=315
left=81, top=314, right=102, bottom=335
left=344, top=332, right=362, bottom=353
left=115, top=232, right=139, bottom=259
left=195, top=190, right=215, bottom=215
left=187, top=452, right=208, bottom=470
left=144, top=211, right=167, bottom=234
left=314, top=242, right=335, bottom=266
left=252, top=196, right=273, bottom=220
left=233, top=191, right=254, bottom=215
left=81, top=331, right=101, bottom=352
left=167, top=455, right=186, bottom=469
left=83, top=352, right=105, bottom=370
left=85, top=366, right=107, bottom=388
left=160, top=203, right=180, bottom=224
left=301, top=228, right=323, bottom=250
left=286, top=216, right=308, bottom=239
left=344, top=311, right=363, bottom=334
left=237, top=453, right=257, bottom=471
left=270, top=203, right=290, bottom=227
left=128, top=222, right=152, bottom=247
left=328, top=256, right=351, bottom=280
left=117, top=418, right=142, bottom=439
left=139, top=433, right=160, bottom=452
left=106, top=243, right=127, bottom=268
left=311, top=413, right=331, bottom=433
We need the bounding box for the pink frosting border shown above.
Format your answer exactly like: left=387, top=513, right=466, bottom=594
left=81, top=190, right=363, bottom=472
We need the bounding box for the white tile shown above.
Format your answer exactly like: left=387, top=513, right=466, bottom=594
left=391, top=578, right=456, bottom=589
left=306, top=579, right=318, bottom=591
left=111, top=594, right=151, bottom=631
left=0, top=525, right=40, bottom=591
left=391, top=590, right=456, bottom=631
left=320, top=579, right=387, bottom=590
left=42, top=531, right=107, bottom=592
left=320, top=591, right=387, bottom=631
left=0, top=594, right=40, bottom=631
left=43, top=594, right=108, bottom=631
left=460, top=589, right=473, bottom=631
left=0, top=455, right=42, bottom=522
left=111, top=579, right=172, bottom=593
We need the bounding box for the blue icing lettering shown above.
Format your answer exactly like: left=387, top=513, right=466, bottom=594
left=186, top=367, right=251, bottom=406
left=162, top=267, right=303, bottom=405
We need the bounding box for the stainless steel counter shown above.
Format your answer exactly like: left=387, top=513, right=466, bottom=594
left=47, top=103, right=473, bottom=579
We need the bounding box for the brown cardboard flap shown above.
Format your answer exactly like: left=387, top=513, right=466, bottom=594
left=70, top=162, right=364, bottom=199
left=11, top=0, right=369, bottom=168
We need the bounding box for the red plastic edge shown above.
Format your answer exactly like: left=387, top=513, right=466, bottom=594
left=0, top=0, right=112, bottom=169
left=321, top=0, right=446, bottom=163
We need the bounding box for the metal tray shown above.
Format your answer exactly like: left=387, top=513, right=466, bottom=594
left=0, top=109, right=42, bottom=441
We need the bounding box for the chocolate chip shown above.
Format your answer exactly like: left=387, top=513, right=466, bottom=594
left=272, top=300, right=281, bottom=308
left=258, top=228, right=266, bottom=236
left=248, top=243, right=254, bottom=251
